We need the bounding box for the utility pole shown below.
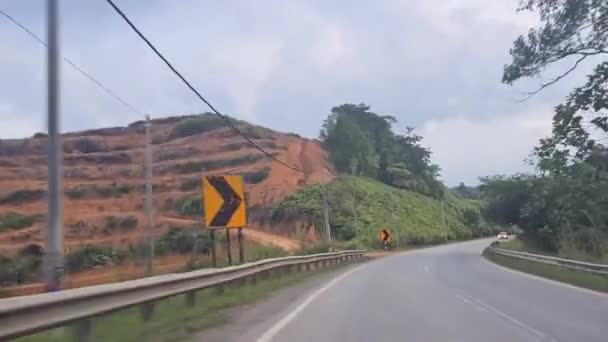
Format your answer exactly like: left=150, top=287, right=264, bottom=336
left=391, top=193, right=401, bottom=249
left=346, top=178, right=360, bottom=236
left=352, top=194, right=360, bottom=235
left=321, top=172, right=332, bottom=251
left=144, top=116, right=154, bottom=275
left=441, top=199, right=447, bottom=242
left=45, top=0, right=63, bottom=292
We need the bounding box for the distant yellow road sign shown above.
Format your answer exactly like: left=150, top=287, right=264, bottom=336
left=203, top=175, right=246, bottom=228
left=380, top=229, right=392, bottom=243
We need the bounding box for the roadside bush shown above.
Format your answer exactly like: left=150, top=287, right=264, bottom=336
left=157, top=150, right=180, bottom=162
left=32, top=132, right=48, bottom=139
left=243, top=167, right=271, bottom=184
left=175, top=196, right=203, bottom=216
left=0, top=212, right=37, bottom=231
left=95, top=183, right=134, bottom=198
left=71, top=138, right=105, bottom=153
left=0, top=189, right=45, bottom=205
left=65, top=245, right=127, bottom=273
left=19, top=243, right=44, bottom=257
left=236, top=124, right=275, bottom=140
left=220, top=140, right=280, bottom=152
left=297, top=243, right=330, bottom=255
left=169, top=115, right=226, bottom=140
left=104, top=215, right=138, bottom=232
left=113, top=144, right=130, bottom=151
left=246, top=244, right=288, bottom=262
left=0, top=254, right=42, bottom=286
left=179, top=178, right=200, bottom=192
left=151, top=135, right=166, bottom=145
left=170, top=154, right=265, bottom=174
left=155, top=226, right=213, bottom=256
left=65, top=186, right=88, bottom=199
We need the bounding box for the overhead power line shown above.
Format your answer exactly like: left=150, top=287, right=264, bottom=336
left=104, top=0, right=304, bottom=173
left=0, top=8, right=144, bottom=117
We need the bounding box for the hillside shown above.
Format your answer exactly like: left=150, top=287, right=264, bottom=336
left=271, top=176, right=488, bottom=249
left=0, top=114, right=331, bottom=256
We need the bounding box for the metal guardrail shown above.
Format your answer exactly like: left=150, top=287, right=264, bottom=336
left=0, top=250, right=365, bottom=340
left=486, top=244, right=608, bottom=275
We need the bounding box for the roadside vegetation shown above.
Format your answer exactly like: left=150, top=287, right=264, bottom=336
left=65, top=183, right=134, bottom=199
left=0, top=212, right=38, bottom=231
left=0, top=189, right=45, bottom=205
left=479, top=0, right=608, bottom=265
left=166, top=154, right=266, bottom=175
left=483, top=248, right=608, bottom=293
left=273, top=176, right=490, bottom=249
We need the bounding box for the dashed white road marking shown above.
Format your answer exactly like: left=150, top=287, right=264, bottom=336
left=453, top=289, right=555, bottom=341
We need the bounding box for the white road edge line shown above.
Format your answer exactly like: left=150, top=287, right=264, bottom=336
left=255, top=264, right=366, bottom=342
left=482, top=256, right=608, bottom=298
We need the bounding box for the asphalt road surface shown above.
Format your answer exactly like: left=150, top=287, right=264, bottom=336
left=255, top=239, right=608, bottom=342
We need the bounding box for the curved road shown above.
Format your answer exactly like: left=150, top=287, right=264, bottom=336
left=257, top=239, right=608, bottom=342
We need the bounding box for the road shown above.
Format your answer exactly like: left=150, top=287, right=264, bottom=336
left=252, top=239, right=608, bottom=342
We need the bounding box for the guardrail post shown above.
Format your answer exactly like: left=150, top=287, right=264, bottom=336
left=74, top=319, right=92, bottom=342
left=186, top=291, right=196, bottom=307
left=140, top=302, right=155, bottom=322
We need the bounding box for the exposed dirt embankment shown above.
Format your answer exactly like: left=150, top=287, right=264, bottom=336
left=0, top=115, right=332, bottom=255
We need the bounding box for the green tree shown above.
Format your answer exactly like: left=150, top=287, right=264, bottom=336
left=321, top=103, right=443, bottom=198
left=497, top=0, right=608, bottom=257
left=504, top=0, right=608, bottom=166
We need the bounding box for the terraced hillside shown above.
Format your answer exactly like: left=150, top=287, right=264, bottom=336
left=0, top=114, right=331, bottom=256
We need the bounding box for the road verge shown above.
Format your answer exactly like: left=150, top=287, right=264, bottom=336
left=483, top=248, right=608, bottom=293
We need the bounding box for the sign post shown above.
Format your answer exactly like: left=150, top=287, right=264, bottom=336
left=210, top=229, right=217, bottom=267
left=202, top=175, right=247, bottom=267
left=225, top=227, right=232, bottom=266
left=238, top=228, right=244, bottom=264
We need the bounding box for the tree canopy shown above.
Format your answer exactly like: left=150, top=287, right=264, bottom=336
left=320, top=103, right=443, bottom=198
left=487, top=0, right=608, bottom=259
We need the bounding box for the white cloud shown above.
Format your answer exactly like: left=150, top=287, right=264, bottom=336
left=420, top=108, right=554, bottom=186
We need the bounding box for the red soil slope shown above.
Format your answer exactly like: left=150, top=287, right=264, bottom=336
left=0, top=115, right=333, bottom=255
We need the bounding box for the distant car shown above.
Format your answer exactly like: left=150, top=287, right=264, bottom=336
left=497, top=232, right=508, bottom=240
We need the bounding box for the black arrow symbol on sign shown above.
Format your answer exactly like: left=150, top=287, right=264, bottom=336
left=382, top=229, right=390, bottom=242
left=208, top=176, right=242, bottom=226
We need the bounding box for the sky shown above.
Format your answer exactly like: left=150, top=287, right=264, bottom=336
left=0, top=0, right=598, bottom=185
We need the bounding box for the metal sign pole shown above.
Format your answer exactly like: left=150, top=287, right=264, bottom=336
left=238, top=228, right=244, bottom=264
left=45, top=0, right=64, bottom=292
left=144, top=116, right=154, bottom=275
left=210, top=229, right=217, bottom=267
left=225, top=228, right=232, bottom=266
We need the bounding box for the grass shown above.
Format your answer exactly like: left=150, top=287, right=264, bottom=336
left=0, top=189, right=45, bottom=205
left=168, top=154, right=266, bottom=175
left=497, top=237, right=608, bottom=264
left=495, top=238, right=527, bottom=252
left=483, top=249, right=608, bottom=293
left=273, top=176, right=487, bottom=249
left=0, top=212, right=38, bottom=231
left=16, top=261, right=347, bottom=342
left=168, top=115, right=227, bottom=140
left=242, top=167, right=271, bottom=184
